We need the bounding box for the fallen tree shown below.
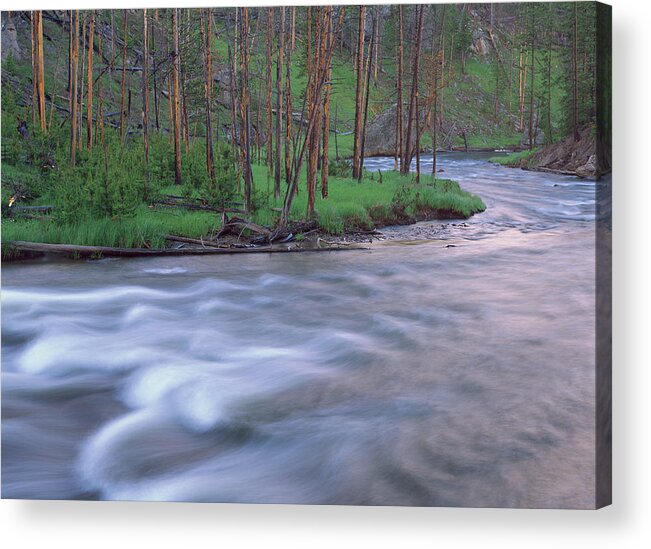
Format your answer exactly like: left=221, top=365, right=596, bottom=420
left=8, top=240, right=366, bottom=259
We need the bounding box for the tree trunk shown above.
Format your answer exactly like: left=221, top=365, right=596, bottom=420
left=395, top=5, right=404, bottom=171
left=321, top=7, right=332, bottom=199
left=402, top=5, right=424, bottom=174
left=572, top=2, right=580, bottom=141
left=352, top=5, right=365, bottom=179
left=120, top=12, right=128, bottom=141
left=274, top=7, right=285, bottom=199
left=265, top=8, right=274, bottom=172
left=240, top=7, right=253, bottom=212
left=529, top=14, right=535, bottom=150
left=200, top=9, right=215, bottom=196
left=172, top=8, right=182, bottom=184
left=86, top=11, right=94, bottom=149
left=359, top=12, right=375, bottom=181
left=69, top=10, right=79, bottom=165
left=141, top=9, right=149, bottom=163
left=31, top=11, right=46, bottom=133
left=285, top=18, right=293, bottom=186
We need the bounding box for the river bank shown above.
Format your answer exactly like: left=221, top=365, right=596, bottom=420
left=488, top=126, right=610, bottom=179
left=2, top=167, right=486, bottom=261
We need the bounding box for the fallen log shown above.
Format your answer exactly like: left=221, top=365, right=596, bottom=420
left=9, top=240, right=367, bottom=259
left=217, top=217, right=271, bottom=238
left=164, top=235, right=227, bottom=248
left=11, top=205, right=54, bottom=213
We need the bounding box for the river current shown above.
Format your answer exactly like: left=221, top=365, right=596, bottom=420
left=2, top=153, right=604, bottom=507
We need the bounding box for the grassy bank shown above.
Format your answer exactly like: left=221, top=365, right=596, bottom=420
left=489, top=148, right=539, bottom=167
left=2, top=161, right=485, bottom=259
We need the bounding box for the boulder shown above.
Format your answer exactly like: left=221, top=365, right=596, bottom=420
left=363, top=103, right=426, bottom=157
left=1, top=16, right=22, bottom=61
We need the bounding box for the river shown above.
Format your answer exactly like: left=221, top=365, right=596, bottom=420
left=1, top=152, right=605, bottom=507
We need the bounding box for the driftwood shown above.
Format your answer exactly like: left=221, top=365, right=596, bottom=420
left=10, top=205, right=54, bottom=213
left=217, top=216, right=271, bottom=239
left=164, top=235, right=228, bottom=248
left=8, top=240, right=367, bottom=259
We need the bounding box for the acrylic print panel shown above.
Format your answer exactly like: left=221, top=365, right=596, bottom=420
left=1, top=2, right=611, bottom=508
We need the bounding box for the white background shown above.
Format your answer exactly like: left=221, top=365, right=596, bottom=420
left=1, top=0, right=649, bottom=547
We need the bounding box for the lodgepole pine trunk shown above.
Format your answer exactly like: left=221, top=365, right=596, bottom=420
left=529, top=14, right=535, bottom=150
left=359, top=12, right=375, bottom=181
left=142, top=9, right=149, bottom=163
left=285, top=19, right=293, bottom=186
left=96, top=11, right=105, bottom=149
left=171, top=8, right=182, bottom=184
left=321, top=7, right=333, bottom=199
left=572, top=2, right=579, bottom=141
left=395, top=5, right=404, bottom=171
left=69, top=10, right=79, bottom=165
left=200, top=9, right=215, bottom=192
left=240, top=7, right=254, bottom=212
left=86, top=11, right=94, bottom=149
left=402, top=5, right=424, bottom=174
left=31, top=11, right=46, bottom=133
left=274, top=7, right=285, bottom=199
left=120, top=11, right=128, bottom=141
left=352, top=5, right=365, bottom=179
left=265, top=8, right=274, bottom=172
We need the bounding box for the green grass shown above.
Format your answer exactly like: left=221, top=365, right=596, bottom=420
left=2, top=206, right=222, bottom=259
left=488, top=148, right=539, bottom=167
left=249, top=163, right=485, bottom=235
left=2, top=159, right=485, bottom=258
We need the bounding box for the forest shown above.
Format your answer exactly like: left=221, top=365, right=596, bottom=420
left=1, top=3, right=607, bottom=257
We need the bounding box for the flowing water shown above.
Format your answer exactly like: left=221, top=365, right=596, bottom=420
left=2, top=153, right=604, bottom=507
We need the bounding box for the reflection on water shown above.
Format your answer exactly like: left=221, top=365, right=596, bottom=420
left=2, top=153, right=598, bottom=507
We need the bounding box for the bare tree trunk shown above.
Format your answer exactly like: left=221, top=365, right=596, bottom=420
left=285, top=19, right=293, bottom=186
left=120, top=11, right=128, bottom=141
left=96, top=11, right=105, bottom=149
left=274, top=7, right=285, bottom=199
left=572, top=2, right=579, bottom=141
left=402, top=5, right=424, bottom=174
left=240, top=7, right=253, bottom=212
left=432, top=54, right=440, bottom=175
left=69, top=10, right=79, bottom=165
left=373, top=9, right=379, bottom=86
left=31, top=11, right=46, bottom=133
left=306, top=8, right=323, bottom=218
left=86, top=11, right=94, bottom=149
left=172, top=8, right=182, bottom=184
left=394, top=5, right=404, bottom=171
left=265, top=8, right=274, bottom=172
left=200, top=9, right=215, bottom=194
left=291, top=7, right=296, bottom=51
left=321, top=7, right=333, bottom=199
left=352, top=6, right=366, bottom=180
left=359, top=12, right=375, bottom=181
left=529, top=14, right=535, bottom=150
left=508, top=47, right=514, bottom=120
left=141, top=9, right=149, bottom=163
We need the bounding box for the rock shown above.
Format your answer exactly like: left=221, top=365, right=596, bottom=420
left=1, top=16, right=22, bottom=61
left=576, top=154, right=597, bottom=178
left=363, top=103, right=425, bottom=157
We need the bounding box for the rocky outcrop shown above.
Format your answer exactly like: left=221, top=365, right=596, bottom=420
left=363, top=103, right=428, bottom=157
left=516, top=126, right=608, bottom=178
left=2, top=16, right=22, bottom=61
